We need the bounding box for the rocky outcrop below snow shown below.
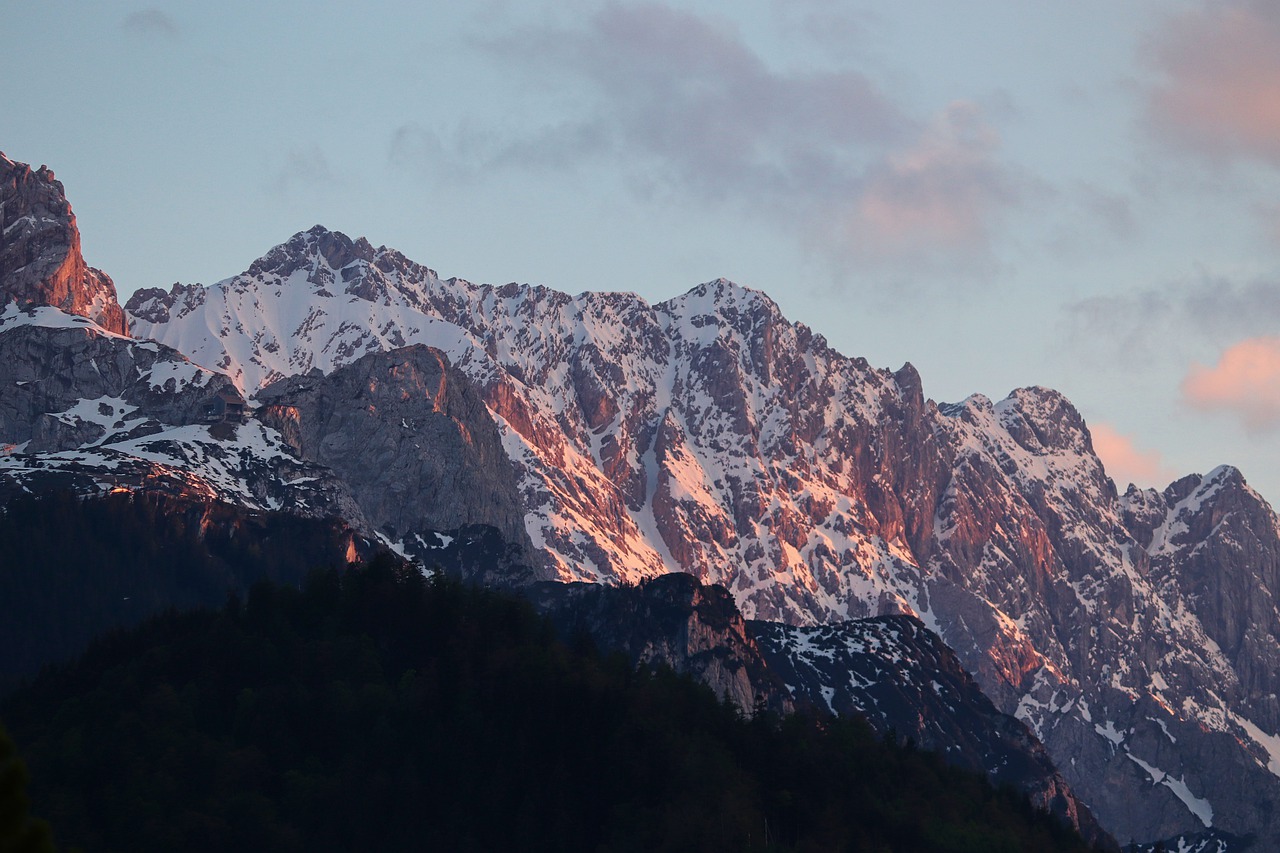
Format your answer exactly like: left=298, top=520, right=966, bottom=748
left=0, top=307, right=234, bottom=452
left=751, top=615, right=1116, bottom=849
left=0, top=153, right=126, bottom=336
left=0, top=306, right=368, bottom=527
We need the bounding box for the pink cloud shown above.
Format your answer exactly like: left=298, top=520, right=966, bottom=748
left=1090, top=422, right=1173, bottom=488
left=1182, top=337, right=1280, bottom=430
left=833, top=101, right=1025, bottom=268
left=1145, top=0, right=1280, bottom=165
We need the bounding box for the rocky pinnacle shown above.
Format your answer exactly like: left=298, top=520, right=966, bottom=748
left=0, top=152, right=127, bottom=335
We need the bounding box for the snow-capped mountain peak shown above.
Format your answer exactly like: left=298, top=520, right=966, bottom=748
left=123, top=224, right=1280, bottom=844
left=7, top=148, right=1280, bottom=847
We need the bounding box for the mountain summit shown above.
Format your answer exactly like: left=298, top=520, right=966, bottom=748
left=0, top=152, right=126, bottom=336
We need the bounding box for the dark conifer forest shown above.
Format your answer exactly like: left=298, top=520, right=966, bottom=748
left=0, top=547, right=1105, bottom=852
left=0, top=722, right=54, bottom=853
left=0, top=490, right=364, bottom=692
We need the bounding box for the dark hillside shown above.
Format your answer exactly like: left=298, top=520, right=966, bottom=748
left=3, top=558, right=1106, bottom=853
left=0, top=490, right=370, bottom=693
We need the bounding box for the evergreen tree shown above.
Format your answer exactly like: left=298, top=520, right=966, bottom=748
left=0, top=724, right=54, bottom=853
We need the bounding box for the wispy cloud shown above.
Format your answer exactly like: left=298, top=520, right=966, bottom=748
left=122, top=9, right=179, bottom=40
left=1143, top=0, right=1280, bottom=167
left=767, top=1, right=883, bottom=63
left=396, top=1, right=1030, bottom=281
left=479, top=2, right=910, bottom=200
left=1182, top=337, right=1280, bottom=431
left=1045, top=183, right=1139, bottom=261
left=1063, top=272, right=1280, bottom=363
left=1089, top=421, right=1175, bottom=488
left=269, top=147, right=339, bottom=196
left=388, top=125, right=447, bottom=175
left=1259, top=203, right=1280, bottom=247
left=827, top=101, right=1030, bottom=272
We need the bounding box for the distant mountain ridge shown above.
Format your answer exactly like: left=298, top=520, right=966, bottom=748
left=127, top=223, right=1280, bottom=846
left=4, top=149, right=1280, bottom=847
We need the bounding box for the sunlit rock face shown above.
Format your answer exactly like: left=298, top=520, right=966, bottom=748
left=0, top=153, right=127, bottom=336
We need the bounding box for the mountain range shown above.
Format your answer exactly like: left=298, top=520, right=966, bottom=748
left=4, top=148, right=1279, bottom=849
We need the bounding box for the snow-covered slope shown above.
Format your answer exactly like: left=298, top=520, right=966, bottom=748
left=750, top=615, right=1110, bottom=844
left=129, top=227, right=937, bottom=611
left=0, top=303, right=369, bottom=524
left=125, top=225, right=1280, bottom=846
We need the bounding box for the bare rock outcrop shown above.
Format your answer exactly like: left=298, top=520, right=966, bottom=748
left=256, top=344, right=535, bottom=563
left=528, top=572, right=793, bottom=713
left=0, top=153, right=127, bottom=335
left=0, top=321, right=234, bottom=452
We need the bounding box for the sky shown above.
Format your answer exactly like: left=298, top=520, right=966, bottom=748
left=5, top=1, right=1280, bottom=503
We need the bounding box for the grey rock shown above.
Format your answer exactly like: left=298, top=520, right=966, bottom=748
left=256, top=344, right=535, bottom=563
left=0, top=322, right=236, bottom=451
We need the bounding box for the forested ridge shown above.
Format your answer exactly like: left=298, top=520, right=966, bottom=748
left=1, top=553, right=1105, bottom=852
left=0, top=490, right=365, bottom=692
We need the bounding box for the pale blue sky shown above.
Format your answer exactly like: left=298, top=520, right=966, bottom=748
left=7, top=1, right=1280, bottom=501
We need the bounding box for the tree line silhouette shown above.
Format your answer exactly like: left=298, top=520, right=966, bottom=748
left=2, top=551, right=1108, bottom=852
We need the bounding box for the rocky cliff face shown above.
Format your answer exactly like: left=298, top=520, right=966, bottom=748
left=0, top=153, right=126, bottom=336
left=126, top=224, right=1280, bottom=847
left=256, top=344, right=534, bottom=564
left=0, top=308, right=233, bottom=452
left=926, top=394, right=1280, bottom=846
left=0, top=306, right=370, bottom=528
left=527, top=572, right=792, bottom=713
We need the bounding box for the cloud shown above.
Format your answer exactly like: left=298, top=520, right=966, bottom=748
left=1090, top=421, right=1174, bottom=488
left=767, top=1, right=882, bottom=62
left=1062, top=272, right=1280, bottom=363
left=457, top=2, right=1028, bottom=277
left=269, top=147, right=338, bottom=196
left=1182, top=337, right=1280, bottom=431
left=485, top=2, right=910, bottom=200
left=1259, top=203, right=1280, bottom=246
left=831, top=101, right=1028, bottom=270
left=388, top=124, right=447, bottom=174
left=1144, top=0, right=1280, bottom=166
left=1045, top=184, right=1139, bottom=261
left=122, top=9, right=179, bottom=40
left=1078, top=184, right=1138, bottom=240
